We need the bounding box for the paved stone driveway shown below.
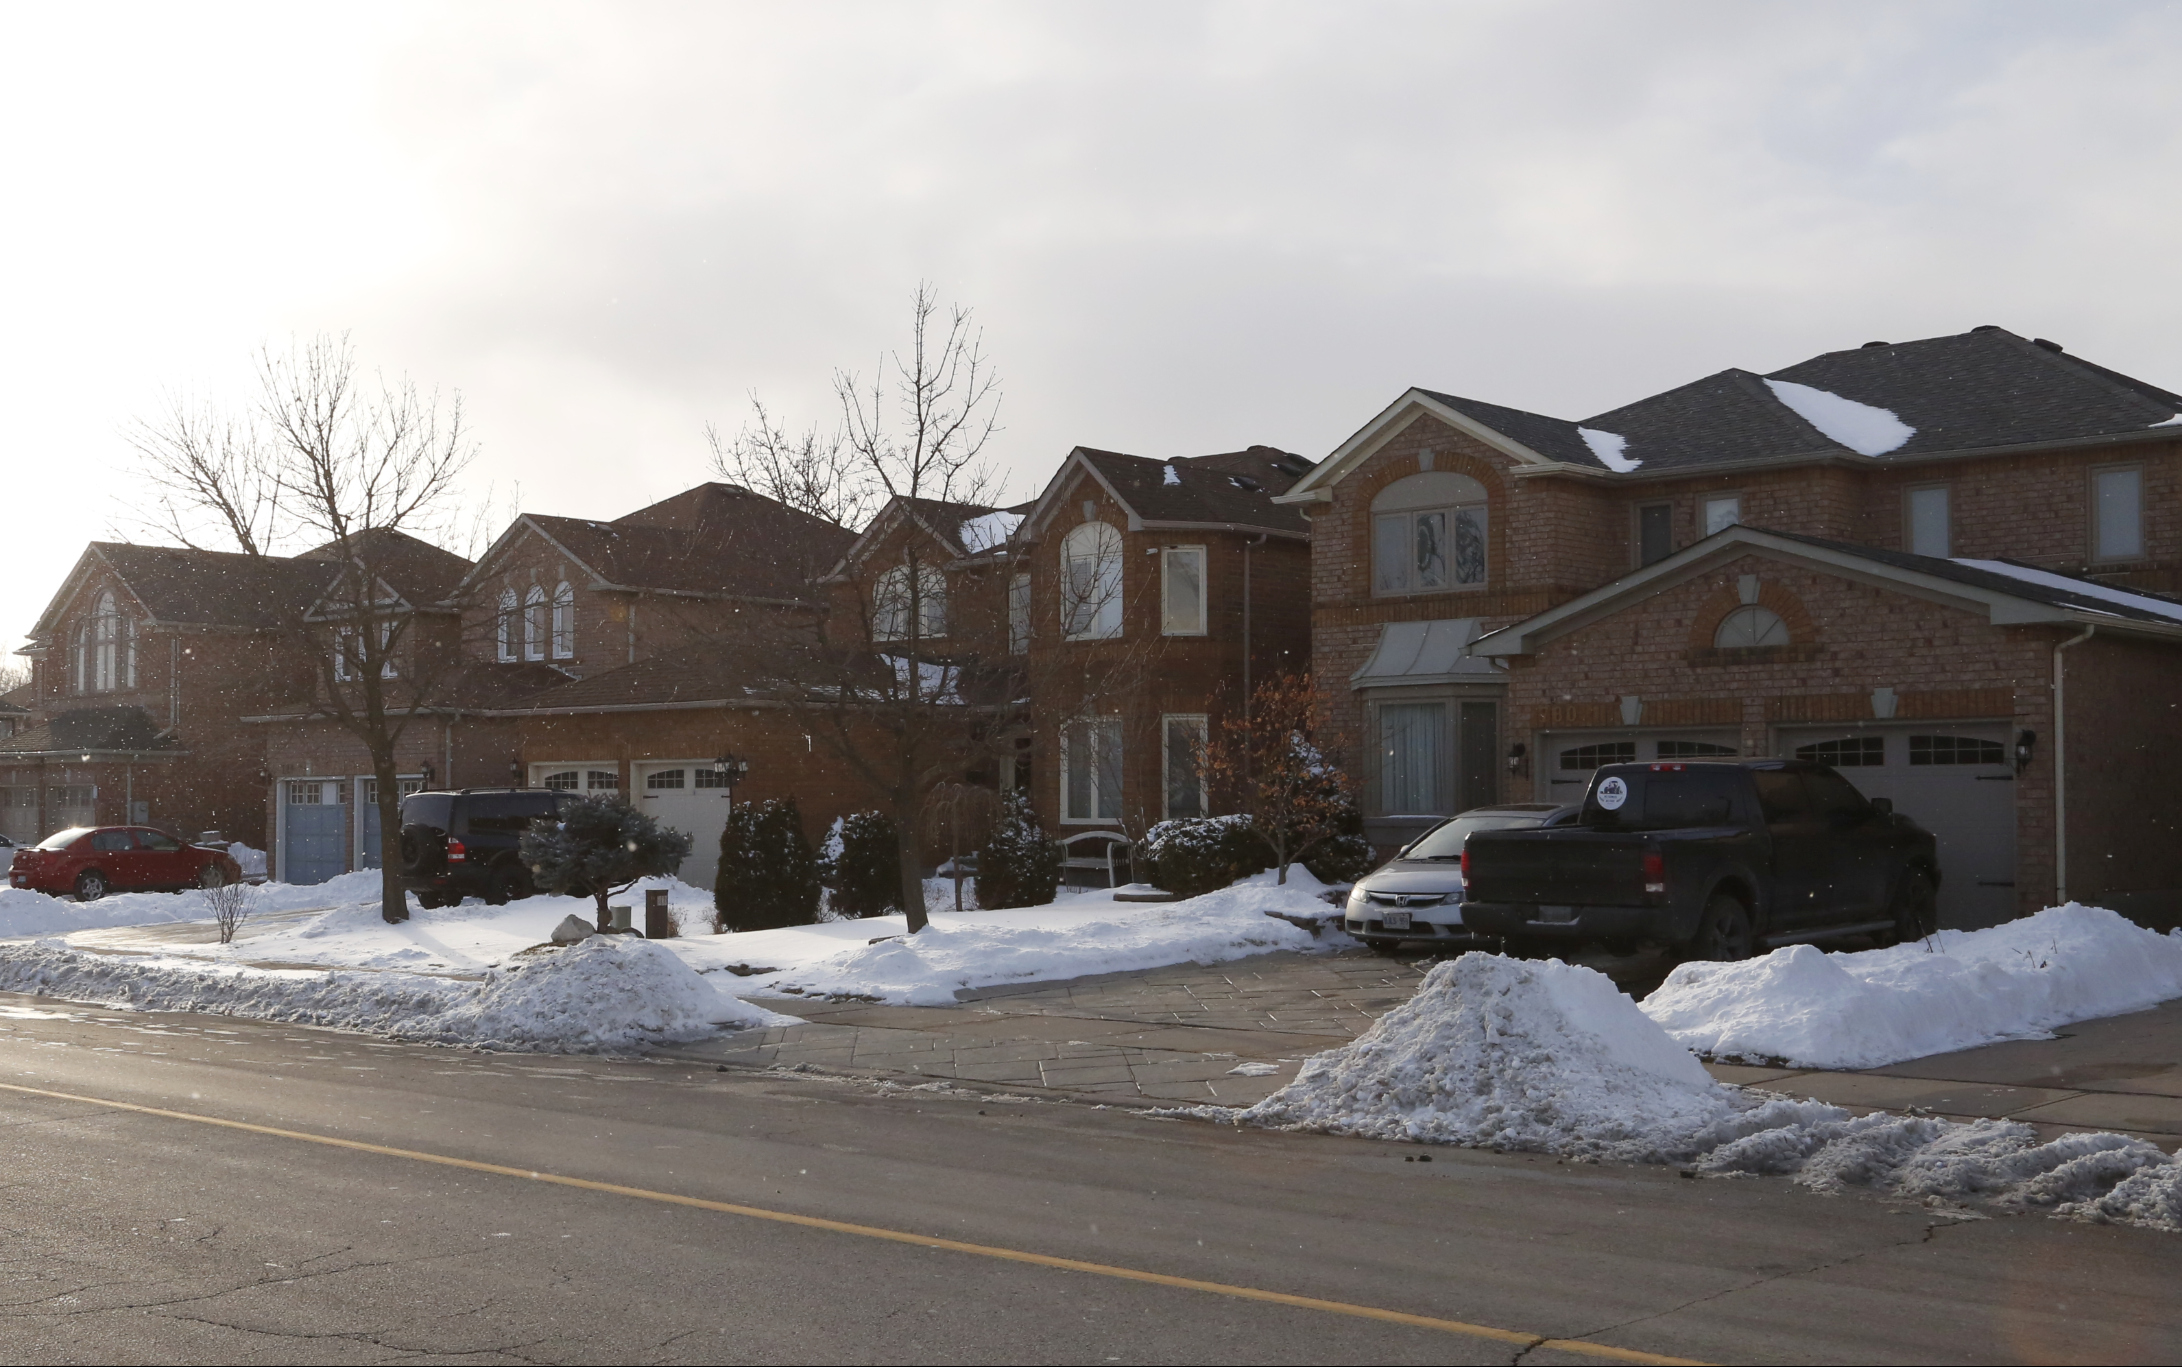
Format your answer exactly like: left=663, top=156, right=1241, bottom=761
left=668, top=950, right=1432, bottom=1105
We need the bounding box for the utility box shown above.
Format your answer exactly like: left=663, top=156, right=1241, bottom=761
left=644, top=887, right=675, bottom=939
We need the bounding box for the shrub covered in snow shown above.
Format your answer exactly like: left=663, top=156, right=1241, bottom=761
left=521, top=794, right=693, bottom=931
left=822, top=811, right=904, bottom=918
left=1300, top=788, right=1373, bottom=886
left=973, top=789, right=1062, bottom=909
left=1143, top=815, right=1267, bottom=898
left=715, top=796, right=822, bottom=932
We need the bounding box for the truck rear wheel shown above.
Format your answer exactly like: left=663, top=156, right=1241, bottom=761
left=1880, top=871, right=1938, bottom=946
left=1683, top=894, right=1754, bottom=962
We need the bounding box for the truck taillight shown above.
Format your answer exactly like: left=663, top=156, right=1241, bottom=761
left=447, top=839, right=467, bottom=864
left=1642, top=850, right=1665, bottom=896
left=1460, top=847, right=1471, bottom=882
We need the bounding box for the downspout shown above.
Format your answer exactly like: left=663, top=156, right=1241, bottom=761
left=2052, top=623, right=2095, bottom=905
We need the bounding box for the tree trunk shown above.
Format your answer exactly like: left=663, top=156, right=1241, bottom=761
left=898, top=824, right=928, bottom=934
left=376, top=756, right=408, bottom=923
left=595, top=886, right=612, bottom=935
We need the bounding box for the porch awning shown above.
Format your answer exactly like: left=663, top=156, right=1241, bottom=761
left=1349, top=618, right=1500, bottom=688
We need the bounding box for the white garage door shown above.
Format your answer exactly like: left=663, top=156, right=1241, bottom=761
left=632, top=761, right=729, bottom=894
left=1778, top=724, right=2016, bottom=932
left=1538, top=730, right=1741, bottom=802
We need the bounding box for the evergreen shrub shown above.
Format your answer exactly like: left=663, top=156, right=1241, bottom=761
left=714, top=797, right=821, bottom=931
left=1300, top=788, right=1374, bottom=886
left=973, top=789, right=1062, bottom=909
left=821, top=811, right=904, bottom=918
left=520, top=793, right=693, bottom=931
left=1142, top=814, right=1267, bottom=899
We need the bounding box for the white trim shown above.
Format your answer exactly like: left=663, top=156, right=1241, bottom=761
left=1274, top=391, right=1558, bottom=503
left=1160, top=545, right=1208, bottom=637
left=529, top=761, right=623, bottom=792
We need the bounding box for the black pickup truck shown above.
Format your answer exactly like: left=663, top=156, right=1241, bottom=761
left=1459, top=760, right=1939, bottom=961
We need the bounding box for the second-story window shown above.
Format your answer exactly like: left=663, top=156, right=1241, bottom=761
left=1637, top=503, right=1673, bottom=566
left=1907, top=485, right=1951, bottom=558
left=1372, top=472, right=1487, bottom=595
left=551, top=582, right=575, bottom=659
left=1062, top=522, right=1123, bottom=639
left=90, top=591, right=131, bottom=692
left=1008, top=573, right=1031, bottom=654
left=523, top=586, right=547, bottom=660
left=1703, top=495, right=1741, bottom=536
left=2094, top=466, right=2144, bottom=561
left=1161, top=547, right=1206, bottom=635
left=873, top=564, right=946, bottom=642
left=496, top=589, right=517, bottom=662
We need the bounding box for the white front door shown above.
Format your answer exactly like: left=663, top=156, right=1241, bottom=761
left=632, top=760, right=729, bottom=892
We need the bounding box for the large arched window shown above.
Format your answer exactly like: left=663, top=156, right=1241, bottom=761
left=523, top=585, right=547, bottom=661
left=1372, top=472, right=1488, bottom=595
left=72, top=622, right=89, bottom=694
left=1714, top=605, right=1790, bottom=649
left=496, top=588, right=518, bottom=662
left=1061, top=522, right=1124, bottom=640
left=873, top=564, right=947, bottom=642
left=91, top=591, right=130, bottom=692
left=550, top=582, right=575, bottom=659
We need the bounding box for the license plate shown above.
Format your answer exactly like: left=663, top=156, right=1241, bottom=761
left=1537, top=905, right=1576, bottom=924
left=1380, top=911, right=1412, bottom=930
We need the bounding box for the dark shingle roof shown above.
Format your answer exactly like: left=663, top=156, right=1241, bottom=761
left=1758, top=529, right=2182, bottom=627
left=497, top=640, right=802, bottom=711
left=0, top=705, right=179, bottom=757
left=1415, top=390, right=1603, bottom=467
left=1078, top=445, right=1315, bottom=534
left=1581, top=370, right=1838, bottom=471
left=88, top=544, right=337, bottom=629
left=298, top=528, right=473, bottom=607
left=521, top=485, right=855, bottom=600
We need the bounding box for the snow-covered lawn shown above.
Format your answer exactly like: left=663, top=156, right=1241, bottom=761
left=1215, top=952, right=2182, bottom=1232
left=1641, top=905, right=2182, bottom=1070
left=0, top=868, right=1348, bottom=1045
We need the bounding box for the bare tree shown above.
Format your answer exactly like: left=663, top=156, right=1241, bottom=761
left=706, top=398, right=880, bottom=531
left=715, top=284, right=1005, bottom=934
left=206, top=875, right=253, bottom=945
left=128, top=334, right=477, bottom=923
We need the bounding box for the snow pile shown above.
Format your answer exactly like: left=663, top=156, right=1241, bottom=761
left=1763, top=378, right=1916, bottom=456
left=1642, top=905, right=2182, bottom=1070
left=0, top=936, right=779, bottom=1052
left=1225, top=952, right=2182, bottom=1230
left=756, top=869, right=1339, bottom=1006
left=1576, top=427, right=1640, bottom=473
left=1162, top=462, right=1181, bottom=485
left=228, top=843, right=268, bottom=879
left=0, top=870, right=396, bottom=939
left=1952, top=560, right=2182, bottom=624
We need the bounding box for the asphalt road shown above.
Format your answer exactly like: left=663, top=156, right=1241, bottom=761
left=2, top=994, right=2180, bottom=1365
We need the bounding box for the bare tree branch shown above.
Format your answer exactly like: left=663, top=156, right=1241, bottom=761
left=705, top=398, right=879, bottom=530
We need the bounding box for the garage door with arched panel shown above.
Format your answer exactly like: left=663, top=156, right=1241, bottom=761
left=632, top=760, right=728, bottom=893
left=1780, top=724, right=2015, bottom=931
left=1538, top=731, right=1741, bottom=802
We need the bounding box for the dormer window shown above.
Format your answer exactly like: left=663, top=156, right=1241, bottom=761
left=82, top=591, right=132, bottom=693
left=1062, top=522, right=1123, bottom=640
left=1371, top=472, right=1487, bottom=595
left=873, top=564, right=946, bottom=642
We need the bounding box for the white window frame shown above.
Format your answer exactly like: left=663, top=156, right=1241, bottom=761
left=1059, top=715, right=1124, bottom=823
left=1702, top=494, right=1742, bottom=537
left=531, top=762, right=621, bottom=792
left=551, top=582, right=575, bottom=659
left=496, top=589, right=518, bottom=662
left=523, top=586, right=547, bottom=661
left=1007, top=572, right=1031, bottom=655
left=1062, top=522, right=1124, bottom=641
left=1370, top=473, right=1489, bottom=597
left=90, top=590, right=130, bottom=692
left=1160, top=546, right=1208, bottom=636
left=1906, top=484, right=1951, bottom=558
left=2092, top=464, right=2146, bottom=562
left=1161, top=713, right=1208, bottom=818
left=333, top=626, right=353, bottom=682
left=873, top=564, right=947, bottom=643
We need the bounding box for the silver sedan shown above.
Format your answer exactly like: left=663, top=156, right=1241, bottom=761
left=1343, top=804, right=1577, bottom=951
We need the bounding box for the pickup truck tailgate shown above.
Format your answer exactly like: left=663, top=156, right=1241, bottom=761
left=1464, top=829, right=1647, bottom=905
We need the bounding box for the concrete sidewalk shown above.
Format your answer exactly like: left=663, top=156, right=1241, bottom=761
left=668, top=948, right=2182, bottom=1148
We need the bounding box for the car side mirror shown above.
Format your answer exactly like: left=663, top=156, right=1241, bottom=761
left=1870, top=798, right=1893, bottom=816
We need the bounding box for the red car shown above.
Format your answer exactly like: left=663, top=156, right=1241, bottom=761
left=9, top=826, right=243, bottom=901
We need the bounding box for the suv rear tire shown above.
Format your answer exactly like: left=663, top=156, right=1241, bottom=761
left=485, top=862, right=534, bottom=906
left=1683, top=894, right=1754, bottom=962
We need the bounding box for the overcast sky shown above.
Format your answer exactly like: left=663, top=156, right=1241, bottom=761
left=5, top=1, right=2181, bottom=656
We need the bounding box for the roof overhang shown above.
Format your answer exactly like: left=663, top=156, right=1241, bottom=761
left=1273, top=390, right=1560, bottom=505
left=1474, top=525, right=2182, bottom=656
left=1349, top=618, right=1504, bottom=689
left=1018, top=449, right=1144, bottom=541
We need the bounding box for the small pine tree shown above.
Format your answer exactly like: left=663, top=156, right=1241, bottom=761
left=715, top=797, right=821, bottom=932
left=974, top=789, right=1062, bottom=909
left=521, top=793, right=694, bottom=932
left=821, top=811, right=905, bottom=918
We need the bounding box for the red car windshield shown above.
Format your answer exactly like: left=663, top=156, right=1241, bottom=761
left=35, top=827, right=91, bottom=852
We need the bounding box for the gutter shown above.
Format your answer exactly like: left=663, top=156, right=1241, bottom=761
left=2052, top=623, right=2097, bottom=905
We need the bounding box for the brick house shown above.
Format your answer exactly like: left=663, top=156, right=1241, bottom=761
left=1278, top=325, right=2182, bottom=928
left=1010, top=445, right=1316, bottom=865
left=2, top=544, right=328, bottom=848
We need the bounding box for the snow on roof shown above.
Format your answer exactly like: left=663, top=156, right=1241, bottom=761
left=1576, top=427, right=1640, bottom=472
left=1162, top=462, right=1181, bottom=486
left=2153, top=414, right=2182, bottom=428
left=1762, top=378, right=1916, bottom=457
left=1952, top=559, right=2182, bottom=624
left=956, top=509, right=1023, bottom=554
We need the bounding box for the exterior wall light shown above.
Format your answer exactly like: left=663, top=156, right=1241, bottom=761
left=2015, top=730, right=2037, bottom=774
left=713, top=754, right=750, bottom=788
left=1506, top=742, right=1527, bottom=776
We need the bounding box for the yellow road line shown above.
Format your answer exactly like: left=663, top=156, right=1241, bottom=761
left=1, top=1080, right=1705, bottom=1365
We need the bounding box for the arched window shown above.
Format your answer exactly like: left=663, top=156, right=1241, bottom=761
left=551, top=582, right=575, bottom=659
left=872, top=564, right=947, bottom=642
left=496, top=589, right=518, bottom=662
left=1371, top=472, right=1488, bottom=595
left=1061, top=522, right=1124, bottom=640
left=523, top=586, right=547, bottom=661
left=1714, top=605, right=1790, bottom=649
left=92, top=592, right=125, bottom=692
left=72, top=622, right=88, bottom=694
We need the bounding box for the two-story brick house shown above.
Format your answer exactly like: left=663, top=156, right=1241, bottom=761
left=2, top=544, right=329, bottom=848
left=1280, top=326, right=2182, bottom=929
left=1011, top=446, right=1316, bottom=862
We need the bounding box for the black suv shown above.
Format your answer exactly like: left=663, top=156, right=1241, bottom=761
left=397, top=789, right=571, bottom=908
